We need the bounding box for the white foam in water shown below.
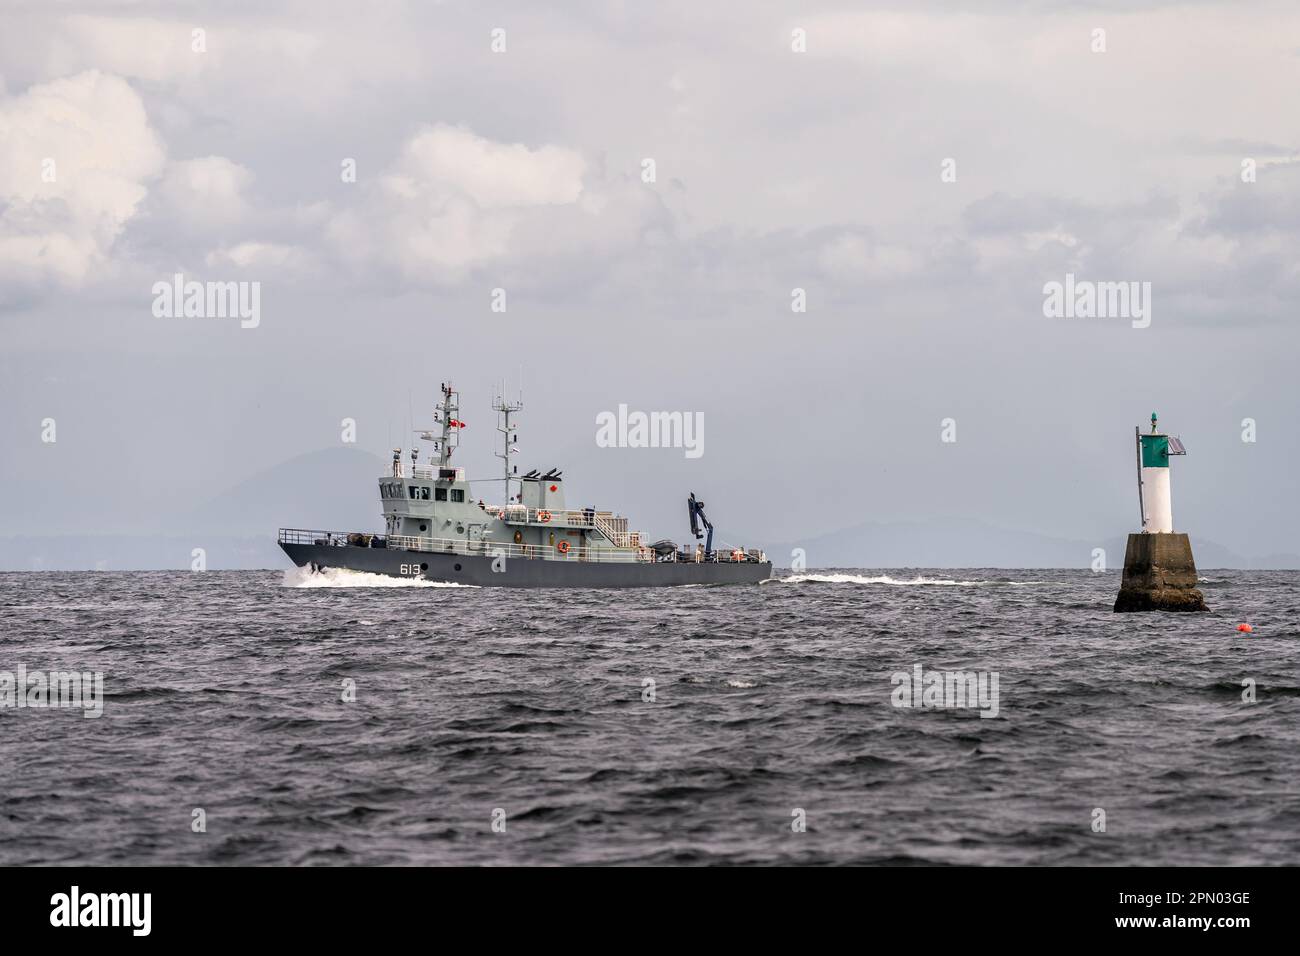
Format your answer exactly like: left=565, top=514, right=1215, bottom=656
left=280, top=566, right=478, bottom=589
left=777, top=573, right=1008, bottom=587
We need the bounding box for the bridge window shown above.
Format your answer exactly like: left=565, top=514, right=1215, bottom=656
left=435, top=488, right=448, bottom=501
left=450, top=489, right=465, bottom=503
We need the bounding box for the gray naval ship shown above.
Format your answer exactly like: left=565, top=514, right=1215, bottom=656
left=278, top=383, right=771, bottom=587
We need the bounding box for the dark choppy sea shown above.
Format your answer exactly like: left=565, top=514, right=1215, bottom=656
left=1, top=568, right=1297, bottom=866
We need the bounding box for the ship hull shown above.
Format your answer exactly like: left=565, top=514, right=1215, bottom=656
left=280, top=542, right=772, bottom=588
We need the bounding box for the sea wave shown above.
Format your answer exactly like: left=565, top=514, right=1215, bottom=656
left=3, top=567, right=1294, bottom=866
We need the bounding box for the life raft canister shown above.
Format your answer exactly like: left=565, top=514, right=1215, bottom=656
left=557, top=540, right=570, bottom=554
left=538, top=510, right=552, bottom=523
left=513, top=530, right=523, bottom=545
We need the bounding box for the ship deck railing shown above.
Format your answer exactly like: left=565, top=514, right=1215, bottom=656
left=387, top=534, right=652, bottom=563
left=483, top=505, right=640, bottom=548
left=278, top=528, right=763, bottom=564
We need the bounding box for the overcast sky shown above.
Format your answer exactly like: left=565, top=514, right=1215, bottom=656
left=2, top=0, right=1298, bottom=560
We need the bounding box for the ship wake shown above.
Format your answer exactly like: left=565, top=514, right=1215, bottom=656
left=773, top=573, right=1044, bottom=587
left=280, top=566, right=479, bottom=589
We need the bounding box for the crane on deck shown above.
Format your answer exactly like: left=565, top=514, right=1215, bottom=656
left=687, top=492, right=713, bottom=560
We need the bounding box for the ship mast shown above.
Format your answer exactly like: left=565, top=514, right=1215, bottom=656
left=492, top=381, right=523, bottom=506
left=436, top=382, right=459, bottom=468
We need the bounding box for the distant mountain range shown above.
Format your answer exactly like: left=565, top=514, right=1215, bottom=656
left=180, top=446, right=386, bottom=537
left=1, top=447, right=385, bottom=571
left=762, top=516, right=1300, bottom=570
left=2, top=451, right=1297, bottom=570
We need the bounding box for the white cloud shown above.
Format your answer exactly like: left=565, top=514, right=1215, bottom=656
left=818, top=233, right=924, bottom=282
left=48, top=15, right=318, bottom=85
left=0, top=69, right=164, bottom=287
left=158, top=156, right=253, bottom=226
left=205, top=240, right=312, bottom=275
left=51, top=16, right=210, bottom=84
left=329, top=124, right=589, bottom=283
left=395, top=125, right=586, bottom=209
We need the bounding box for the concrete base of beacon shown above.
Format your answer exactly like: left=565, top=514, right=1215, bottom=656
left=1113, top=532, right=1208, bottom=613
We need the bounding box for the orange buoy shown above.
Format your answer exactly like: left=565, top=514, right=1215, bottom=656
left=556, top=540, right=570, bottom=554
left=1237, top=623, right=1253, bottom=633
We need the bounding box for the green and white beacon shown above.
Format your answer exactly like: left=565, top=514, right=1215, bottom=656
left=1137, top=412, right=1183, bottom=533
left=1114, top=413, right=1208, bottom=612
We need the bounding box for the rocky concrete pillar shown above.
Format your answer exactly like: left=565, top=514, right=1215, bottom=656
left=1113, top=532, right=1208, bottom=612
